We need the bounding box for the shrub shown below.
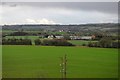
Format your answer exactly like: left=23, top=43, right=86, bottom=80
left=35, top=39, right=74, bottom=46
left=34, top=39, right=41, bottom=45
left=2, top=38, right=32, bottom=45
left=87, top=37, right=119, bottom=48
left=82, top=43, right=86, bottom=46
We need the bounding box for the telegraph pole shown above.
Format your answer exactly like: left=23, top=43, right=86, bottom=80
left=60, top=54, right=67, bottom=80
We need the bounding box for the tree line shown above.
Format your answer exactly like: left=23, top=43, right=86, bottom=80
left=2, top=37, right=119, bottom=48
left=87, top=37, right=119, bottom=48
left=35, top=39, right=74, bottom=46
left=2, top=38, right=32, bottom=45
left=2, top=38, right=74, bottom=46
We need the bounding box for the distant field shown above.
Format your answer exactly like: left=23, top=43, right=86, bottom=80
left=3, top=46, right=118, bottom=78
left=68, top=40, right=98, bottom=46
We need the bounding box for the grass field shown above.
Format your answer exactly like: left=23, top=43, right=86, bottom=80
left=0, top=45, right=1, bottom=78
left=2, top=46, right=118, bottom=78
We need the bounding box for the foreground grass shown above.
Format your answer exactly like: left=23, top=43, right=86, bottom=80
left=2, top=46, right=118, bottom=78
left=0, top=45, right=2, bottom=78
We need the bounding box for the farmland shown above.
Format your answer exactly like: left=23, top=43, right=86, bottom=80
left=2, top=46, right=118, bottom=78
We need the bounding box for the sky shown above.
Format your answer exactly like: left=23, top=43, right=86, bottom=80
left=0, top=2, right=118, bottom=25
left=1, top=0, right=119, bottom=2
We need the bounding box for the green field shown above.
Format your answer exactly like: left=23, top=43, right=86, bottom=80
left=0, top=45, right=1, bottom=78
left=2, top=46, right=118, bottom=78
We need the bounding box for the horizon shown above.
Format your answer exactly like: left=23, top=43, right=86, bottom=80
left=0, top=22, right=118, bottom=26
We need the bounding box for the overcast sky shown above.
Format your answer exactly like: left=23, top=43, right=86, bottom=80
left=0, top=2, right=118, bottom=25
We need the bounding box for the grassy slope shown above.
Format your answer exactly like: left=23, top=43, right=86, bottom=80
left=2, top=46, right=118, bottom=78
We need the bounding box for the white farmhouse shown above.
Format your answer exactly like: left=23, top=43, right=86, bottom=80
left=48, top=35, right=54, bottom=39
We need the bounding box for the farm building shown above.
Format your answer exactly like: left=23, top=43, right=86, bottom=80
left=70, top=36, right=93, bottom=40
left=48, top=35, right=55, bottom=39
left=55, top=36, right=64, bottom=39
left=81, top=36, right=92, bottom=40
left=70, top=36, right=81, bottom=40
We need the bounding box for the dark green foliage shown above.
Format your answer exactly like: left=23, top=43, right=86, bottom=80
left=34, top=39, right=74, bottom=46
left=34, top=39, right=41, bottom=45
left=112, top=41, right=119, bottom=48
left=2, top=38, right=32, bottom=45
left=42, top=39, right=74, bottom=46
left=63, top=35, right=71, bottom=40
left=99, top=37, right=113, bottom=48
left=88, top=42, right=100, bottom=47
left=82, top=43, right=86, bottom=46
left=88, top=37, right=119, bottom=48
left=10, top=32, right=28, bottom=36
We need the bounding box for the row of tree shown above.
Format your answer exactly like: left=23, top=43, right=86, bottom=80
left=2, top=38, right=74, bottom=46
left=2, top=38, right=32, bottom=45
left=2, top=37, right=119, bottom=48
left=87, top=37, right=119, bottom=48
left=35, top=39, right=74, bottom=46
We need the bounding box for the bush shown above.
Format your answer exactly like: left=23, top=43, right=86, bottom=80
left=35, top=39, right=74, bottom=46
left=34, top=39, right=41, bottom=45
left=112, top=41, right=119, bottom=48
left=87, top=37, right=119, bottom=48
left=10, top=32, right=28, bottom=36
left=82, top=43, right=86, bottom=46
left=99, top=37, right=113, bottom=48
left=2, top=38, right=32, bottom=45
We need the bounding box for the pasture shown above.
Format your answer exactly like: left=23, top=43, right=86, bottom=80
left=0, top=45, right=1, bottom=78
left=2, top=46, right=118, bottom=78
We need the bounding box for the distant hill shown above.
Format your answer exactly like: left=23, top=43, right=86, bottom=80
left=2, top=23, right=118, bottom=31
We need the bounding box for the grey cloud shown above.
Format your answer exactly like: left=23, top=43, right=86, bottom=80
left=1, top=0, right=119, bottom=2
left=1, top=2, right=118, bottom=24
left=1, top=2, right=118, bottom=14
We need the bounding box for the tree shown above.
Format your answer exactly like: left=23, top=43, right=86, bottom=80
left=63, top=35, right=71, bottom=40
left=99, top=37, right=113, bottom=48
left=34, top=39, right=41, bottom=45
